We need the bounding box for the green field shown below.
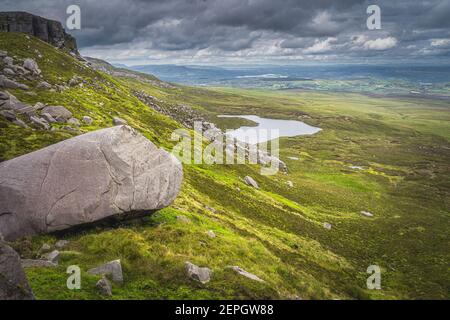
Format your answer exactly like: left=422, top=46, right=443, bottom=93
left=1, top=33, right=449, bottom=299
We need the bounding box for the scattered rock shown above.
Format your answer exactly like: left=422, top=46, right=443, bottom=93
left=227, top=266, right=265, bottom=282
left=62, top=126, right=77, bottom=132
left=206, top=230, right=216, bottom=238
left=177, top=216, right=191, bottom=224
left=287, top=157, right=299, bottom=160
left=37, top=81, right=52, bottom=90
left=33, top=102, right=45, bottom=110
left=40, top=112, right=56, bottom=123
left=29, top=116, right=50, bottom=130
left=23, top=58, right=41, bottom=75
left=41, top=105, right=72, bottom=122
left=96, top=277, right=112, bottom=296
left=0, top=109, right=16, bottom=121
left=41, top=250, right=60, bottom=264
left=88, top=260, right=123, bottom=284
left=286, top=181, right=294, bottom=188
left=360, top=211, right=374, bottom=217
left=323, top=222, right=332, bottom=230
left=244, top=176, right=259, bottom=189
left=55, top=240, right=70, bottom=249
left=0, top=125, right=183, bottom=240
left=0, top=50, right=7, bottom=58
left=21, top=259, right=57, bottom=268
left=3, top=68, right=15, bottom=76
left=185, top=261, right=212, bottom=284
left=68, top=78, right=78, bottom=87
left=0, top=241, right=35, bottom=300
left=38, top=243, right=51, bottom=254
left=67, top=117, right=80, bottom=126
left=82, top=116, right=93, bottom=125
left=113, top=117, right=127, bottom=126
left=12, top=119, right=28, bottom=128
left=3, top=56, right=13, bottom=66
left=0, top=75, right=29, bottom=90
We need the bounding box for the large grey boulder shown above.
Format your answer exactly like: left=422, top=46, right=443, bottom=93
left=40, top=105, right=72, bottom=122
left=0, top=125, right=183, bottom=240
left=0, top=75, right=29, bottom=90
left=0, top=241, right=35, bottom=300
left=23, top=58, right=41, bottom=75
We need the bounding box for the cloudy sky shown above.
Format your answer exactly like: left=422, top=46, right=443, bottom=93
left=1, top=0, right=450, bottom=65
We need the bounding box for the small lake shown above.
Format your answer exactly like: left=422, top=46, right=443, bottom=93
left=217, top=115, right=321, bottom=144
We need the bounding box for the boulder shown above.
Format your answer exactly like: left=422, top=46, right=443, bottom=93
left=40, top=112, right=56, bottom=123
left=40, top=105, right=72, bottom=122
left=41, top=250, right=60, bottom=264
left=360, top=211, right=374, bottom=218
left=0, top=241, right=35, bottom=300
left=82, top=116, right=93, bottom=125
left=185, top=261, right=212, bottom=284
left=12, top=119, right=28, bottom=128
left=23, top=58, right=41, bottom=75
left=37, top=81, right=52, bottom=90
left=113, top=117, right=127, bottom=126
left=0, top=125, right=183, bottom=240
left=0, top=75, right=29, bottom=90
left=227, top=266, right=265, bottom=282
left=323, top=222, right=332, bottom=230
left=96, top=277, right=112, bottom=296
left=67, top=117, right=80, bottom=126
left=3, top=68, right=15, bottom=76
left=206, top=230, right=216, bottom=238
left=55, top=240, right=69, bottom=249
left=21, top=259, right=57, bottom=268
left=3, top=56, right=13, bottom=66
left=88, top=260, right=123, bottom=284
left=286, top=181, right=294, bottom=188
left=0, top=50, right=7, bottom=58
left=0, top=109, right=16, bottom=121
left=244, top=176, right=259, bottom=189
left=29, top=116, right=50, bottom=130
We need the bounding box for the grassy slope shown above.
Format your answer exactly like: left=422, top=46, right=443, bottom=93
left=1, top=33, right=449, bottom=299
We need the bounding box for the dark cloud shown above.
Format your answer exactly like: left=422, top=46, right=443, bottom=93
left=0, top=0, right=449, bottom=63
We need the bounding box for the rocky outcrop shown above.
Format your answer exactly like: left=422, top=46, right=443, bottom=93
left=0, top=12, right=78, bottom=54
left=0, top=241, right=35, bottom=300
left=0, top=125, right=183, bottom=241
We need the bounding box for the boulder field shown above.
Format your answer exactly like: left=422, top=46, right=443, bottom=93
left=0, top=125, right=183, bottom=241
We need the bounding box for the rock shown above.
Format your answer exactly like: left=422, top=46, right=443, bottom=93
left=206, top=230, right=216, bottom=238
left=96, top=277, right=112, bottom=296
left=0, top=241, right=35, bottom=300
left=33, top=102, right=45, bottom=110
left=0, top=75, right=29, bottom=90
left=0, top=12, right=78, bottom=54
left=185, top=261, right=212, bottom=284
left=228, top=266, right=265, bottom=282
left=38, top=243, right=51, bottom=253
left=0, top=109, right=16, bottom=121
left=41, top=250, right=60, bottom=264
left=29, top=116, right=50, bottom=130
left=3, top=68, right=15, bottom=76
left=323, top=222, right=332, bottom=230
left=244, top=176, right=259, bottom=189
left=55, top=240, right=69, bottom=249
left=37, top=81, right=51, bottom=90
left=40, top=112, right=56, bottom=123
left=0, top=50, right=7, bottom=58
left=3, top=56, right=13, bottom=66
left=41, top=105, right=72, bottom=122
left=23, top=58, right=41, bottom=75
left=287, top=157, right=299, bottom=160
left=21, top=259, right=57, bottom=268
left=177, top=216, right=191, bottom=224
left=0, top=91, right=9, bottom=100
left=67, top=117, right=80, bottom=126
left=286, top=181, right=294, bottom=188
left=61, top=126, right=78, bottom=132
left=88, top=260, right=123, bottom=284
left=113, top=117, right=127, bottom=126
left=360, top=211, right=374, bottom=217
left=82, top=116, right=93, bottom=125
left=0, top=125, right=183, bottom=240
left=68, top=78, right=78, bottom=87
left=12, top=119, right=28, bottom=128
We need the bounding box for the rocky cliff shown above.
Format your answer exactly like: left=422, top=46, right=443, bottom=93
left=0, top=11, right=78, bottom=54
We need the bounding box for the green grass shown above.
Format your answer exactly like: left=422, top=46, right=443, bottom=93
left=2, top=33, right=449, bottom=300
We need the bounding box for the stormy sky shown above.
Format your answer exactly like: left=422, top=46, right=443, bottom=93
left=1, top=0, right=449, bottom=65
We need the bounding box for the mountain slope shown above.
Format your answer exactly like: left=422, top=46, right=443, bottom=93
left=1, top=32, right=449, bottom=300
